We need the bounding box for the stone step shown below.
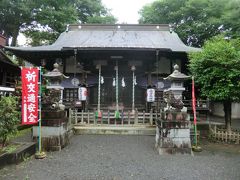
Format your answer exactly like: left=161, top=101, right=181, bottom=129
left=74, top=125, right=156, bottom=135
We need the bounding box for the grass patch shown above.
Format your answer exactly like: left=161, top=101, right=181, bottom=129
left=0, top=127, right=31, bottom=155
left=0, top=144, right=21, bottom=155
left=9, top=127, right=31, bottom=141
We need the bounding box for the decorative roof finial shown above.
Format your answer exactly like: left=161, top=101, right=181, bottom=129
left=164, top=64, right=190, bottom=81
left=53, top=63, right=59, bottom=69
left=174, top=64, right=179, bottom=71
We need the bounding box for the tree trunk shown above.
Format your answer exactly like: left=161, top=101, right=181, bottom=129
left=223, top=100, right=231, bottom=132
left=11, top=32, right=18, bottom=47
left=2, top=136, right=7, bottom=147
left=10, top=28, right=19, bottom=47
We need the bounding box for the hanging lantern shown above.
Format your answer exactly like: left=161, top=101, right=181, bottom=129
left=147, top=88, right=155, bottom=102
left=78, top=87, right=87, bottom=101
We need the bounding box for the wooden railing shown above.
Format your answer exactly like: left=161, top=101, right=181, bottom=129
left=182, top=99, right=210, bottom=110
left=210, top=125, right=240, bottom=144
left=69, top=109, right=159, bottom=126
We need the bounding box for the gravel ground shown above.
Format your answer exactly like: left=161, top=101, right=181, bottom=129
left=1, top=135, right=240, bottom=180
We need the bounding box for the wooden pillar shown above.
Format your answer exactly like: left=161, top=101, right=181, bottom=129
left=69, top=108, right=72, bottom=125
left=75, top=109, right=77, bottom=124
left=2, top=71, right=6, bottom=85
left=147, top=72, right=152, bottom=86
left=150, top=109, right=153, bottom=125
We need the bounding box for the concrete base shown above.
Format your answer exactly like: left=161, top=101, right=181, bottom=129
left=156, top=127, right=192, bottom=155
left=33, top=126, right=72, bottom=151
left=74, top=125, right=155, bottom=135
left=157, top=147, right=192, bottom=155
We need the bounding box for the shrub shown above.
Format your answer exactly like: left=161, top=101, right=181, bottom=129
left=0, top=96, right=20, bottom=147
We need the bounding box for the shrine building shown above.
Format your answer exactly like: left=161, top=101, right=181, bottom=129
left=4, top=24, right=200, bottom=112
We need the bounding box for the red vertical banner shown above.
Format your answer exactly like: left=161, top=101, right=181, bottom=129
left=21, top=67, right=39, bottom=125
left=192, top=77, right=197, bottom=125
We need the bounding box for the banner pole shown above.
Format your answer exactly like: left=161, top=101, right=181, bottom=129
left=35, top=66, right=46, bottom=159
left=39, top=66, right=42, bottom=153
left=192, top=76, right=202, bottom=152
left=194, top=122, right=198, bottom=146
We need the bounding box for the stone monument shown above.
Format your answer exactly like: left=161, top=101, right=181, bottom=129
left=155, top=64, right=192, bottom=155
left=32, top=63, right=71, bottom=151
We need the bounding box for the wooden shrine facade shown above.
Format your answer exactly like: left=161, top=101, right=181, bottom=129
left=0, top=35, right=20, bottom=97
left=4, top=24, right=201, bottom=111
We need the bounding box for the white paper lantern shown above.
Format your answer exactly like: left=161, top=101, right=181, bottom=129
left=147, top=89, right=155, bottom=102
left=78, top=87, right=87, bottom=101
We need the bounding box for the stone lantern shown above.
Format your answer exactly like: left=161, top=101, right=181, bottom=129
left=43, top=63, right=68, bottom=109
left=155, top=64, right=192, bottom=155
left=32, top=63, right=71, bottom=151
left=164, top=64, right=190, bottom=100
left=44, top=63, right=68, bottom=87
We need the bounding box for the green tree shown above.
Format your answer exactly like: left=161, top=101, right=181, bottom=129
left=0, top=96, right=20, bottom=147
left=72, top=0, right=116, bottom=24
left=86, top=16, right=117, bottom=24
left=139, top=0, right=239, bottom=47
left=139, top=0, right=187, bottom=24
left=22, top=0, right=78, bottom=45
left=0, top=0, right=116, bottom=46
left=24, top=0, right=116, bottom=45
left=189, top=36, right=240, bottom=131
left=0, top=0, right=34, bottom=46
left=222, top=0, right=240, bottom=39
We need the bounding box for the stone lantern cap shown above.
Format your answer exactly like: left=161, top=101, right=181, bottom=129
left=43, top=63, right=69, bottom=88
left=164, top=64, right=190, bottom=81
left=44, top=63, right=68, bottom=79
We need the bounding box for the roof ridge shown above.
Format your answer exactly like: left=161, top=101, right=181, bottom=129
left=68, top=24, right=170, bottom=31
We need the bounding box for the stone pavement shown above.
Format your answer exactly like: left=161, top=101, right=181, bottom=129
left=0, top=135, right=240, bottom=180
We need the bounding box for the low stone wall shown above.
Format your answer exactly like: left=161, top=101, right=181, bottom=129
left=0, top=142, right=36, bottom=169
left=212, top=102, right=240, bottom=119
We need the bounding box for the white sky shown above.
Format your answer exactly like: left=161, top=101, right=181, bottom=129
left=102, top=0, right=155, bottom=24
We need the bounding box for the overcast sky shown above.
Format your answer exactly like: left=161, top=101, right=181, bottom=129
left=102, top=0, right=155, bottom=24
